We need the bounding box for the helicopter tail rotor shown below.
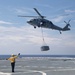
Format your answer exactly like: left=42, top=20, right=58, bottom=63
left=64, top=20, right=71, bottom=27
left=62, top=20, right=71, bottom=31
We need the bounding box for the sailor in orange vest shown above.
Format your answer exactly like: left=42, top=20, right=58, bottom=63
left=7, top=53, right=20, bottom=72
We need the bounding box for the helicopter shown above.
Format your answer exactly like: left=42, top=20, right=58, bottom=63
left=18, top=8, right=71, bottom=34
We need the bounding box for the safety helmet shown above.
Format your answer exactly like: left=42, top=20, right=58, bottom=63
left=11, top=54, right=14, bottom=57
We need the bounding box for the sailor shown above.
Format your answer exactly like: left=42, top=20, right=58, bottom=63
left=7, top=53, right=20, bottom=72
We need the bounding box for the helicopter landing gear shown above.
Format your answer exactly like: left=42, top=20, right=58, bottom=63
left=38, top=25, right=40, bottom=27
left=34, top=26, right=36, bottom=28
left=59, top=31, right=62, bottom=34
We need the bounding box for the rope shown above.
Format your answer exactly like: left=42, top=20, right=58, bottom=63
left=41, top=27, right=46, bottom=45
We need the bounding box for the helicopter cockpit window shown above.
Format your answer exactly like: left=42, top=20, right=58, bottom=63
left=31, top=19, right=36, bottom=21
left=29, top=19, right=34, bottom=23
left=30, top=19, right=33, bottom=22
left=49, top=21, right=53, bottom=24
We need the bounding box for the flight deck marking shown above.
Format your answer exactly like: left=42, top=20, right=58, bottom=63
left=1, top=68, right=75, bottom=75
left=0, top=72, right=12, bottom=75
left=0, top=70, right=47, bottom=75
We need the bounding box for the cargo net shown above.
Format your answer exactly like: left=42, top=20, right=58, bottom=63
left=41, top=27, right=50, bottom=51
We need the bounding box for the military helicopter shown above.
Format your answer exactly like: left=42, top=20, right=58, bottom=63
left=18, top=8, right=71, bottom=34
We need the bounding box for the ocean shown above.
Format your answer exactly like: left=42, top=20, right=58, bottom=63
left=0, top=55, right=75, bottom=75
left=0, top=55, right=75, bottom=59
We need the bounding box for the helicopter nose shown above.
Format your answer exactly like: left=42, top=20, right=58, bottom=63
left=27, top=21, right=32, bottom=24
left=27, top=21, right=30, bottom=23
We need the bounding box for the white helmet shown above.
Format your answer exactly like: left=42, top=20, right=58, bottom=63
left=11, top=54, right=14, bottom=56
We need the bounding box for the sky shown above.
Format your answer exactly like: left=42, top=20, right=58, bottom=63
left=0, top=0, right=75, bottom=55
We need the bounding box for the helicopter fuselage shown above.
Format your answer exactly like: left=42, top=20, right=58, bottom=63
left=27, top=18, right=63, bottom=30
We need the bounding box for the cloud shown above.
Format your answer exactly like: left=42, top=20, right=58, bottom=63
left=73, top=20, right=75, bottom=22
left=65, top=9, right=75, bottom=13
left=50, top=13, right=69, bottom=23
left=59, top=34, right=75, bottom=47
left=51, top=16, right=64, bottom=23
left=0, top=20, right=13, bottom=25
left=35, top=4, right=53, bottom=8
left=0, top=24, right=74, bottom=54
left=0, top=25, right=74, bottom=45
left=15, top=8, right=33, bottom=15
left=0, top=25, right=41, bottom=43
left=15, top=9, right=29, bottom=14
left=0, top=25, right=61, bottom=47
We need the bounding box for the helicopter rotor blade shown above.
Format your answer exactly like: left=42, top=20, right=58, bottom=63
left=68, top=19, right=71, bottom=23
left=34, top=8, right=45, bottom=18
left=68, top=20, right=71, bottom=27
left=64, top=21, right=67, bottom=24
left=18, top=15, right=39, bottom=18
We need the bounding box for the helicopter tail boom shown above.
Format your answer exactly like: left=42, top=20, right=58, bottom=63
left=62, top=24, right=70, bottom=31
